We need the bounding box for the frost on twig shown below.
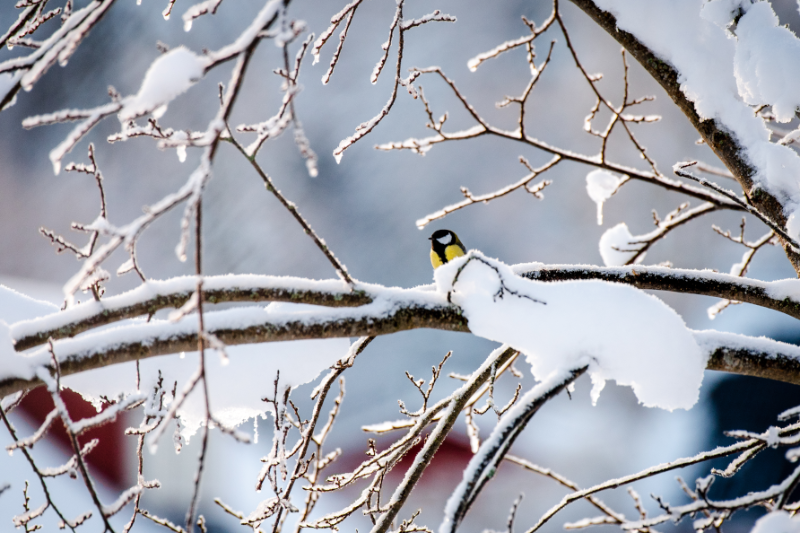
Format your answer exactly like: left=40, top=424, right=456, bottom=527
left=523, top=405, right=800, bottom=532
left=182, top=0, right=225, bottom=32
left=708, top=219, right=776, bottom=319
left=314, top=0, right=456, bottom=163
left=675, top=161, right=800, bottom=252
left=416, top=155, right=559, bottom=229
left=440, top=366, right=586, bottom=533
left=0, top=0, right=116, bottom=113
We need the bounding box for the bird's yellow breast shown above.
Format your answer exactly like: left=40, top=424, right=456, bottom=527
left=444, top=244, right=465, bottom=262
left=431, top=244, right=465, bottom=269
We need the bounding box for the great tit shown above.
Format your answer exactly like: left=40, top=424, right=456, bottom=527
left=429, top=229, right=466, bottom=269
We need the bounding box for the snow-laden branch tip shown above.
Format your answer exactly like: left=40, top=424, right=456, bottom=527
left=117, top=46, right=208, bottom=123
left=466, top=9, right=556, bottom=72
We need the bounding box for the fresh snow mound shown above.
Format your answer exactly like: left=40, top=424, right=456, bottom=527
left=734, top=3, right=800, bottom=123
left=599, top=222, right=641, bottom=267
left=751, top=511, right=800, bottom=533
left=700, top=0, right=750, bottom=29
left=434, top=252, right=706, bottom=410
left=586, top=169, right=622, bottom=225
left=119, top=46, right=208, bottom=122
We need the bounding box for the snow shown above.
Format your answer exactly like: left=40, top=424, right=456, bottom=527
left=733, top=3, right=800, bottom=123
left=0, top=286, right=59, bottom=385
left=0, top=285, right=59, bottom=324
left=377, top=125, right=485, bottom=159
left=0, top=1, right=102, bottom=85
left=3, top=279, right=445, bottom=437
left=118, top=46, right=208, bottom=122
left=765, top=425, right=781, bottom=447
left=750, top=511, right=800, bottom=533
left=7, top=254, right=800, bottom=436
left=598, top=222, right=641, bottom=266
left=204, top=0, right=281, bottom=63
left=694, top=329, right=800, bottom=361
left=699, top=0, right=750, bottom=29
left=0, top=278, right=355, bottom=439
left=0, top=290, right=354, bottom=439
left=10, top=274, right=357, bottom=342
left=400, top=11, right=456, bottom=32
left=434, top=252, right=706, bottom=410
left=0, top=72, right=21, bottom=111
left=595, top=0, right=800, bottom=236
left=182, top=0, right=224, bottom=32
left=586, top=169, right=623, bottom=225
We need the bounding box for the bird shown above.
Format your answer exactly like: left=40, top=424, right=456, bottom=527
left=429, top=229, right=467, bottom=269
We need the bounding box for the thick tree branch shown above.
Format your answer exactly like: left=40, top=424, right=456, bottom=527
left=15, top=264, right=800, bottom=352
left=699, top=331, right=800, bottom=386
left=12, top=276, right=371, bottom=351
left=517, top=264, right=800, bottom=321
left=3, top=307, right=800, bottom=400
left=567, top=0, right=800, bottom=274
left=1, top=301, right=466, bottom=398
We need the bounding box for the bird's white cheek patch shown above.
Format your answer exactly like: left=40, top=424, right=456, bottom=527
left=437, top=235, right=452, bottom=245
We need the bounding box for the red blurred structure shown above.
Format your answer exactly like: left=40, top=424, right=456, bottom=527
left=16, top=387, right=129, bottom=488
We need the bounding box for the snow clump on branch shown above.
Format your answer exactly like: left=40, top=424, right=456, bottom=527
left=118, top=46, right=208, bottom=122
left=586, top=169, right=623, bottom=225
left=434, top=252, right=706, bottom=410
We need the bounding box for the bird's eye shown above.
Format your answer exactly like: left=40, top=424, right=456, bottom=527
left=436, top=234, right=452, bottom=245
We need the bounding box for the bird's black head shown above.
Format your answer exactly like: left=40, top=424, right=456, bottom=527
left=430, top=229, right=457, bottom=247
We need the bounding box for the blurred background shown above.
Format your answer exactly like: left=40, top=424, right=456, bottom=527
left=1, top=0, right=800, bottom=531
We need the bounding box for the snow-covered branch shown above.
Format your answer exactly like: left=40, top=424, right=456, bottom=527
left=10, top=263, right=800, bottom=354
left=440, top=366, right=587, bottom=533
left=11, top=275, right=370, bottom=351
left=5, top=261, right=800, bottom=401
left=0, top=288, right=464, bottom=398
left=568, top=0, right=800, bottom=274
left=517, top=263, right=800, bottom=321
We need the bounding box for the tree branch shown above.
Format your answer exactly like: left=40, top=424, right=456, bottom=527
left=3, top=303, right=800, bottom=400
left=11, top=276, right=371, bottom=351
left=567, top=0, right=800, bottom=274
left=15, top=262, right=800, bottom=354
left=517, top=263, right=800, bottom=321
left=0, top=300, right=466, bottom=398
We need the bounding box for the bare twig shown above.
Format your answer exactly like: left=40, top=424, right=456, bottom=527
left=675, top=161, right=800, bottom=251
left=224, top=131, right=355, bottom=285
